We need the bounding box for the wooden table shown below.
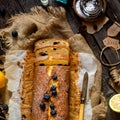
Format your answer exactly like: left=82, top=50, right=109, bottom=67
left=0, top=0, right=120, bottom=120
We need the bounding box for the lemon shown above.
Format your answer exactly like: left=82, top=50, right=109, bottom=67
left=109, top=94, right=120, bottom=113
left=0, top=71, right=6, bottom=88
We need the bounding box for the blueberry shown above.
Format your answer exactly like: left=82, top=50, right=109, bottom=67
left=12, top=30, right=18, bottom=37
left=52, top=90, right=57, bottom=96
left=39, top=63, right=45, bottom=66
left=50, top=110, right=57, bottom=116
left=51, top=85, right=56, bottom=91
left=53, top=48, right=57, bottom=50
left=52, top=75, right=57, bottom=80
left=2, top=104, right=8, bottom=111
left=40, top=102, right=46, bottom=110
left=50, top=103, right=55, bottom=109
left=40, top=52, right=48, bottom=56
left=44, top=93, right=50, bottom=101
left=53, top=42, right=59, bottom=45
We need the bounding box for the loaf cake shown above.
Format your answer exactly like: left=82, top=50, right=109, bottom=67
left=34, top=38, right=70, bottom=66
left=21, top=50, right=35, bottom=120
left=69, top=52, right=81, bottom=120
left=32, top=66, right=69, bottom=120
left=32, top=38, right=70, bottom=120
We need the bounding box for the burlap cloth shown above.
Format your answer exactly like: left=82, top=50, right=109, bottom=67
left=0, top=6, right=107, bottom=120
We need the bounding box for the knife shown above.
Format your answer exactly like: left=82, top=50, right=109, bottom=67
left=79, top=72, right=88, bottom=120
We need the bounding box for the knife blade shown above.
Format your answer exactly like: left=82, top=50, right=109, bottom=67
left=79, top=72, right=88, bottom=120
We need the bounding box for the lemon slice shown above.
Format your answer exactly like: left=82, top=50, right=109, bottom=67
left=0, top=71, right=6, bottom=88
left=109, top=94, right=120, bottom=113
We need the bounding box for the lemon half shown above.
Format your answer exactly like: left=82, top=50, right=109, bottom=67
left=109, top=94, right=120, bottom=113
left=0, top=71, right=6, bottom=88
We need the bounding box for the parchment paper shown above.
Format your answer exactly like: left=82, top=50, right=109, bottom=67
left=4, top=50, right=26, bottom=120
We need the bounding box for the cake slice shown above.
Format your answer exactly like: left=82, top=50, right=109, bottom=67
left=34, top=38, right=69, bottom=51
left=35, top=46, right=69, bottom=66
left=34, top=39, right=70, bottom=66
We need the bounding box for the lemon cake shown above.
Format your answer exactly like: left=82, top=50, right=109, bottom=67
left=34, top=38, right=70, bottom=66
left=32, top=38, right=70, bottom=119
left=32, top=66, right=69, bottom=120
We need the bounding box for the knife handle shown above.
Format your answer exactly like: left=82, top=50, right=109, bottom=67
left=79, top=103, right=85, bottom=120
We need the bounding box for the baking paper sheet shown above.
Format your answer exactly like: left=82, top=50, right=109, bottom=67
left=4, top=51, right=97, bottom=120
left=4, top=50, right=26, bottom=120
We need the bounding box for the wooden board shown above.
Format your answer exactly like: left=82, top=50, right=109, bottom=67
left=0, top=0, right=120, bottom=120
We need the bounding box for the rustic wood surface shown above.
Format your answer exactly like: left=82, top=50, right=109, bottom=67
left=0, top=0, right=120, bottom=120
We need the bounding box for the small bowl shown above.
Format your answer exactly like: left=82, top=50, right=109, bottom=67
left=73, top=0, right=107, bottom=22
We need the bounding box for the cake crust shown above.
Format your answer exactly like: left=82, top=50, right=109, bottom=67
left=69, top=52, right=81, bottom=120
left=21, top=50, right=35, bottom=120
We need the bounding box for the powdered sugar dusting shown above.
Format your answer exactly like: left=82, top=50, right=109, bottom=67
left=85, top=1, right=96, bottom=12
